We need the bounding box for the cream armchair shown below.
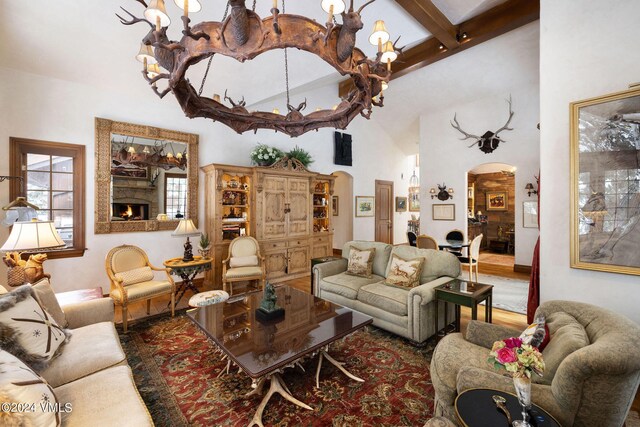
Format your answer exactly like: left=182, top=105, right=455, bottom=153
left=105, top=244, right=175, bottom=332
left=222, top=236, right=266, bottom=295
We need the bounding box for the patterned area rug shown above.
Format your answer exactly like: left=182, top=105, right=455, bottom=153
left=119, top=312, right=438, bottom=427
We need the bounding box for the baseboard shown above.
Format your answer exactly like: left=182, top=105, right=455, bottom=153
left=333, top=248, right=342, bottom=256
left=514, top=264, right=532, bottom=274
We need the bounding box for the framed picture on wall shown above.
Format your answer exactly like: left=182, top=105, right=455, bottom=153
left=433, top=204, right=455, bottom=221
left=523, top=201, right=538, bottom=228
left=355, top=196, right=375, bottom=217
left=409, top=195, right=420, bottom=212
left=570, top=86, right=640, bottom=276
left=395, top=196, right=407, bottom=212
left=332, top=196, right=339, bottom=216
left=486, top=191, right=508, bottom=211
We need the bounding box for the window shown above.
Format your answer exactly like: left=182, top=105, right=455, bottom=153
left=164, top=173, right=187, bottom=219
left=10, top=138, right=85, bottom=258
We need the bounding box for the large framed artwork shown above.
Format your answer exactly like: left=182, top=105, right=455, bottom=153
left=523, top=201, right=538, bottom=228
left=486, top=191, right=508, bottom=211
left=395, top=196, right=407, bottom=212
left=433, top=204, right=455, bottom=221
left=570, top=86, right=640, bottom=276
left=355, top=196, right=374, bottom=217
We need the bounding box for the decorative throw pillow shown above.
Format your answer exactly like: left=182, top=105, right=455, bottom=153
left=32, top=278, right=68, bottom=329
left=230, top=255, right=259, bottom=268
left=115, top=266, right=154, bottom=286
left=345, top=246, right=376, bottom=278
left=384, top=254, right=425, bottom=288
left=0, top=285, right=71, bottom=372
left=0, top=350, right=61, bottom=427
left=519, top=313, right=549, bottom=350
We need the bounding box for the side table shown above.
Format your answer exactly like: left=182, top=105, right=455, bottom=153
left=164, top=256, right=212, bottom=307
left=310, top=256, right=342, bottom=294
left=434, top=279, right=492, bottom=337
left=455, top=388, right=562, bottom=427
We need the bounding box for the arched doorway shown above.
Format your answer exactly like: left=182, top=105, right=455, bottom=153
left=467, top=163, right=516, bottom=269
left=332, top=171, right=354, bottom=251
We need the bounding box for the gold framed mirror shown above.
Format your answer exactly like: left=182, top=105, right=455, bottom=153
left=95, top=118, right=199, bottom=234
left=570, top=86, right=640, bottom=275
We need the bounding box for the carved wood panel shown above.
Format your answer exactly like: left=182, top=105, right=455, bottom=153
left=262, top=176, right=287, bottom=240
left=264, top=249, right=288, bottom=280
left=287, top=178, right=310, bottom=237
left=288, top=246, right=310, bottom=275
left=312, top=242, right=331, bottom=259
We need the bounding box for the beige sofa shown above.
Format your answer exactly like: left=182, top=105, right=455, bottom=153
left=431, top=300, right=640, bottom=427
left=313, top=241, right=461, bottom=344
left=0, top=283, right=153, bottom=426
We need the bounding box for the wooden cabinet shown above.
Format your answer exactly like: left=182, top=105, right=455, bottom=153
left=203, top=160, right=334, bottom=287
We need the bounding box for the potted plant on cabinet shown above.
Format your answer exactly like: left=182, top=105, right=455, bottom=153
left=250, top=144, right=282, bottom=166
left=198, top=233, right=211, bottom=258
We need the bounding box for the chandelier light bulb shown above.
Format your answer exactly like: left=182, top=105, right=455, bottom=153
left=369, top=20, right=390, bottom=50
left=136, top=43, right=157, bottom=64
left=176, top=152, right=183, bottom=159
left=380, top=41, right=397, bottom=63
left=272, top=108, right=280, bottom=115
left=128, top=146, right=136, bottom=154
left=166, top=152, right=174, bottom=159
left=321, top=0, right=346, bottom=15
left=173, top=0, right=201, bottom=14
left=145, top=0, right=171, bottom=30
left=146, top=63, right=161, bottom=78
left=143, top=146, right=151, bottom=154
left=381, top=81, right=388, bottom=91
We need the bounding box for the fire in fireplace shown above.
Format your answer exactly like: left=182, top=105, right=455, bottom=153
left=113, top=203, right=149, bottom=221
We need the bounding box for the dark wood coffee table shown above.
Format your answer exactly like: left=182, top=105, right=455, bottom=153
left=187, top=285, right=373, bottom=427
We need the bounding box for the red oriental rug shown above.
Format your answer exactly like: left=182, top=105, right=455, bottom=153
left=119, top=312, right=438, bottom=427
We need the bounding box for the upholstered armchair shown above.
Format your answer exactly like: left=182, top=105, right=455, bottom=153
left=222, top=236, right=266, bottom=295
left=105, top=245, right=175, bottom=332
left=430, top=300, right=640, bottom=426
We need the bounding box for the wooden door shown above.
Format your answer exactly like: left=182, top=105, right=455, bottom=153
left=287, top=246, right=310, bottom=275
left=287, top=178, right=310, bottom=237
left=262, top=176, right=287, bottom=239
left=375, top=180, right=394, bottom=244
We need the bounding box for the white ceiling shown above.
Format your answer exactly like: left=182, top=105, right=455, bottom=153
left=0, top=0, right=511, bottom=152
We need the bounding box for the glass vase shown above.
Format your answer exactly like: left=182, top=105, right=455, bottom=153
left=512, top=375, right=532, bottom=427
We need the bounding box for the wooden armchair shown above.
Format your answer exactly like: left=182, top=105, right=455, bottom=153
left=222, top=236, right=266, bottom=296
left=105, top=245, right=175, bottom=332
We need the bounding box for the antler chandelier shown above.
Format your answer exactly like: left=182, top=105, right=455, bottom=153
left=118, top=0, right=401, bottom=137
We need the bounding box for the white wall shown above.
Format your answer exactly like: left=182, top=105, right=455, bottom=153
left=540, top=0, right=640, bottom=324
left=0, top=66, right=410, bottom=292
left=416, top=23, right=540, bottom=266
left=331, top=171, right=354, bottom=250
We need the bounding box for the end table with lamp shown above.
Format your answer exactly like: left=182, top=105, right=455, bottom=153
left=172, top=218, right=201, bottom=262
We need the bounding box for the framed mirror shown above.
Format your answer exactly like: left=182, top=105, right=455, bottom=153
left=95, top=118, right=199, bottom=234
left=570, top=86, right=640, bottom=275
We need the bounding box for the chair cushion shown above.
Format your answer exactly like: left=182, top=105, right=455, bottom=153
left=110, top=280, right=172, bottom=303
left=0, top=284, right=71, bottom=371
left=385, top=254, right=424, bottom=289
left=115, top=266, right=154, bottom=286
left=345, top=246, right=376, bottom=278
left=230, top=255, right=258, bottom=268
left=40, top=322, right=126, bottom=388
left=0, top=350, right=60, bottom=427
left=32, top=277, right=68, bottom=328
left=358, top=282, right=409, bottom=316
left=189, top=290, right=230, bottom=307
left=225, top=266, right=263, bottom=279
left=537, top=312, right=589, bottom=385
left=54, top=365, right=153, bottom=427
left=321, top=273, right=384, bottom=299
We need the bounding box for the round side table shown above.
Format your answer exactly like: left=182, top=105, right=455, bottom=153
left=164, top=256, right=212, bottom=307
left=455, top=388, right=562, bottom=427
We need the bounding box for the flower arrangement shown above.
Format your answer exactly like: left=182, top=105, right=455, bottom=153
left=250, top=144, right=283, bottom=166
left=488, top=337, right=545, bottom=379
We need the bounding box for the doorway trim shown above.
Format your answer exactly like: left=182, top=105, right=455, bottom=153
left=375, top=179, right=394, bottom=244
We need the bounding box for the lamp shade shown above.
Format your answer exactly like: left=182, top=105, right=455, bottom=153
left=321, top=0, right=346, bottom=14
left=381, top=81, right=389, bottom=91
left=145, top=0, right=171, bottom=27
left=380, top=41, right=397, bottom=63
left=147, top=63, right=161, bottom=78
left=369, top=20, right=390, bottom=46
left=136, top=43, right=157, bottom=64
left=173, top=0, right=202, bottom=12
left=1, top=221, right=66, bottom=252
left=172, top=219, right=200, bottom=237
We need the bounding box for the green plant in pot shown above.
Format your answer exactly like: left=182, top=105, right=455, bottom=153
left=286, top=146, right=313, bottom=167
left=250, top=144, right=283, bottom=166
left=198, top=233, right=211, bottom=258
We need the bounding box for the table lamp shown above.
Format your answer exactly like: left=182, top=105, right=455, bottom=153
left=172, top=218, right=201, bottom=262
left=1, top=220, right=66, bottom=286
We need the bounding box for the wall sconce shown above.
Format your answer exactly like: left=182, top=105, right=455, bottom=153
left=430, top=184, right=453, bottom=201
left=525, top=182, right=538, bottom=197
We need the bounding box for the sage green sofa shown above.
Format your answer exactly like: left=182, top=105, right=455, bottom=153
left=312, top=241, right=461, bottom=344
left=430, top=300, right=640, bottom=427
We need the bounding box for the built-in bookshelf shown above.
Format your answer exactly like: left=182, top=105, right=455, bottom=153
left=220, top=174, right=251, bottom=241
left=312, top=180, right=331, bottom=234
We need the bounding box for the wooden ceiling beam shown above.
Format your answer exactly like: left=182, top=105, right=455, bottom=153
left=394, top=0, right=459, bottom=49
left=339, top=0, right=539, bottom=97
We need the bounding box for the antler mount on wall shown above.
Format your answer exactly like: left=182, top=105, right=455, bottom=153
left=118, top=0, right=401, bottom=137
left=450, top=96, right=515, bottom=154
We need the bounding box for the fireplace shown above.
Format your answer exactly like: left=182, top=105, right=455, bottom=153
left=113, top=203, right=149, bottom=221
